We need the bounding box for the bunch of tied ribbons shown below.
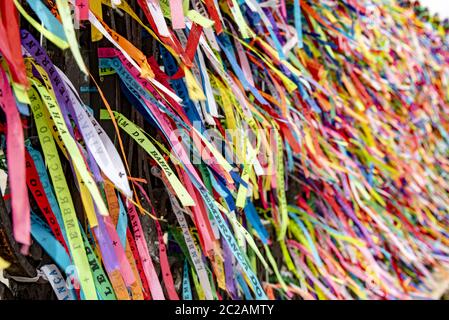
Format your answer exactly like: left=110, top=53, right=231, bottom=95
left=1, top=0, right=449, bottom=300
